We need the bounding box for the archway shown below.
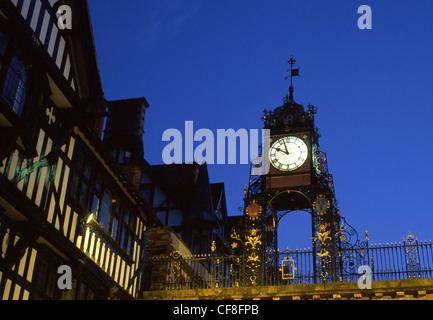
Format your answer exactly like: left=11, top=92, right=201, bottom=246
left=277, top=210, right=313, bottom=251
left=266, top=190, right=314, bottom=252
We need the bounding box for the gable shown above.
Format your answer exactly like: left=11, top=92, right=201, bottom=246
left=10, top=0, right=76, bottom=92
left=7, top=0, right=104, bottom=115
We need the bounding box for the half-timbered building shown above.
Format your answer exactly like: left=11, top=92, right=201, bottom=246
left=0, top=0, right=231, bottom=300
left=0, top=0, right=158, bottom=300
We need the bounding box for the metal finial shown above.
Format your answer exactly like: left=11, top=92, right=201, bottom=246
left=284, top=55, right=300, bottom=100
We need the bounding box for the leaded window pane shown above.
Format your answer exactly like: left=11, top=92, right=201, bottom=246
left=2, top=56, right=27, bottom=116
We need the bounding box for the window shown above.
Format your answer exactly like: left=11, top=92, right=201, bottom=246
left=77, top=282, right=87, bottom=300
left=111, top=216, right=119, bottom=239
left=0, top=29, right=28, bottom=117
left=69, top=150, right=92, bottom=210
left=122, top=208, right=133, bottom=254
left=62, top=279, right=95, bottom=300
left=69, top=173, right=80, bottom=201
left=68, top=145, right=141, bottom=257
left=111, top=202, right=137, bottom=257
left=98, top=190, right=111, bottom=230
left=2, top=55, right=27, bottom=116
left=89, top=172, right=103, bottom=220
left=35, top=259, right=61, bottom=300
left=90, top=193, right=100, bottom=218
left=77, top=282, right=95, bottom=300
left=78, top=180, right=89, bottom=209
left=111, top=147, right=131, bottom=164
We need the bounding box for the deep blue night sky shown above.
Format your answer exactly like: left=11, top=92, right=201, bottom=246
left=88, top=0, right=433, bottom=250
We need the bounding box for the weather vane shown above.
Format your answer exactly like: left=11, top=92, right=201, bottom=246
left=284, top=55, right=300, bottom=101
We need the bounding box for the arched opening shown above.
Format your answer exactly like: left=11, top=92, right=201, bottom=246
left=277, top=210, right=313, bottom=251
left=267, top=190, right=314, bottom=252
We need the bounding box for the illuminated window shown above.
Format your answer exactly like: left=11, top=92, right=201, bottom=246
left=69, top=144, right=142, bottom=256
left=2, top=55, right=27, bottom=116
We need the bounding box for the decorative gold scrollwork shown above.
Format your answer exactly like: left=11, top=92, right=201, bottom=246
left=170, top=250, right=181, bottom=260
left=312, top=230, right=331, bottom=244
left=231, top=230, right=241, bottom=242
left=246, top=252, right=260, bottom=263
left=317, top=248, right=330, bottom=258
left=245, top=234, right=262, bottom=249
left=281, top=257, right=296, bottom=280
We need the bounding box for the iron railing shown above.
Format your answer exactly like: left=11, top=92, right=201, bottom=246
left=142, top=235, right=433, bottom=291
left=368, top=239, right=433, bottom=281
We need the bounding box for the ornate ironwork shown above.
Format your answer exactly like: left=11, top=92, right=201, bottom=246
left=285, top=55, right=300, bottom=100
left=142, top=231, right=433, bottom=291
left=209, top=64, right=426, bottom=289
left=404, top=231, right=421, bottom=279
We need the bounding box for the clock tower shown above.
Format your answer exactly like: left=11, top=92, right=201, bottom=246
left=229, top=56, right=366, bottom=286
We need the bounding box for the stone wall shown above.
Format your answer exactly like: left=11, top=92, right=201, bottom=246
left=141, top=278, right=433, bottom=300
left=146, top=226, right=193, bottom=258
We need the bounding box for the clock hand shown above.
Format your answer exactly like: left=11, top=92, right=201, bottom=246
left=276, top=147, right=289, bottom=155
left=283, top=141, right=289, bottom=154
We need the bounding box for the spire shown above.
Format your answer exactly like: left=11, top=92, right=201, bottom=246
left=284, top=55, right=300, bottom=101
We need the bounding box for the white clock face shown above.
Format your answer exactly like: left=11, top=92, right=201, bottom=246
left=269, top=136, right=308, bottom=171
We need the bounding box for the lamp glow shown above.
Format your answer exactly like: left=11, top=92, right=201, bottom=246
left=86, top=213, right=94, bottom=224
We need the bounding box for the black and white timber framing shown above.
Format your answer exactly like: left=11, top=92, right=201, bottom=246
left=0, top=0, right=157, bottom=300
left=0, top=0, right=230, bottom=300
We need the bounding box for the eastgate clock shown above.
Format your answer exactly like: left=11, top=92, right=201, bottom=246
left=269, top=136, right=308, bottom=171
